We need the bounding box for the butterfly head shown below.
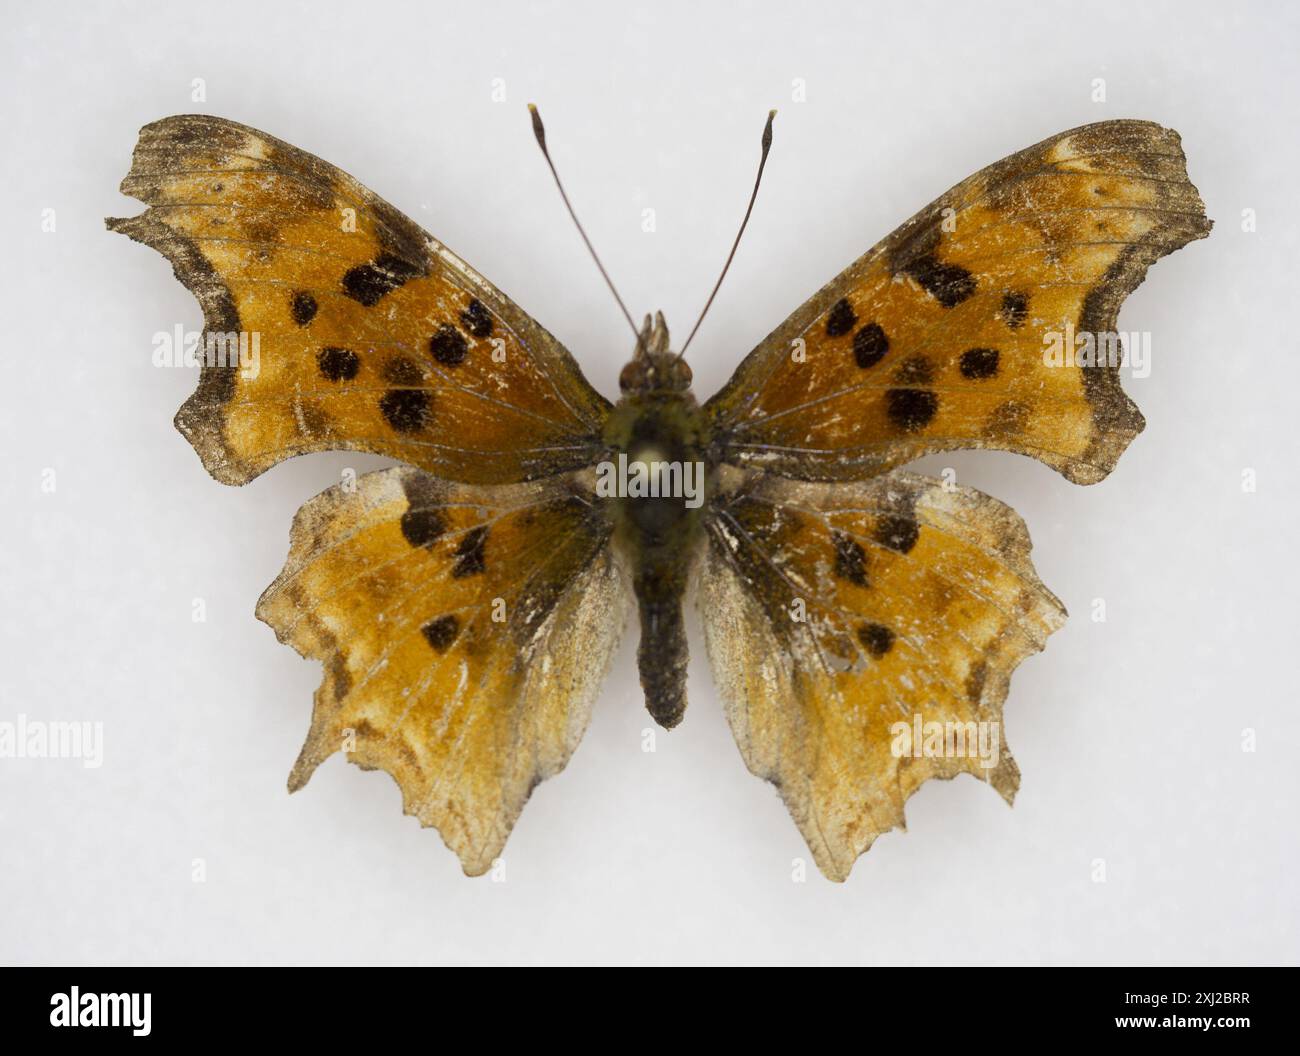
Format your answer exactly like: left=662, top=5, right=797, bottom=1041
left=619, top=311, right=693, bottom=394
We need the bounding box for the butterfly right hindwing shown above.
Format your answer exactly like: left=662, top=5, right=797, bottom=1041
left=699, top=466, right=1065, bottom=880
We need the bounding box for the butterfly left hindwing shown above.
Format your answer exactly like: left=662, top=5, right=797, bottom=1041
left=256, top=466, right=627, bottom=875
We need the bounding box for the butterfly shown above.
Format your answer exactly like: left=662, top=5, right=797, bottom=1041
left=108, top=109, right=1209, bottom=880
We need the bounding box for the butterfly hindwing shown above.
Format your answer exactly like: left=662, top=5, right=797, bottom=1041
left=109, top=115, right=610, bottom=486
left=255, top=466, right=627, bottom=875
left=700, top=467, right=1066, bottom=880
left=705, top=120, right=1211, bottom=485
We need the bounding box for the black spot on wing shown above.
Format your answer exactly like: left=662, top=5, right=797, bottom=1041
left=379, top=389, right=431, bottom=432
left=421, top=614, right=460, bottom=652
left=959, top=347, right=1000, bottom=379
left=341, top=252, right=424, bottom=306
left=832, top=530, right=869, bottom=586
left=400, top=506, right=446, bottom=549
left=885, top=388, right=939, bottom=431
left=429, top=324, right=469, bottom=366
left=874, top=513, right=919, bottom=555
left=451, top=525, right=488, bottom=578
left=291, top=291, right=318, bottom=326
left=317, top=347, right=359, bottom=381
left=853, top=322, right=889, bottom=368
left=825, top=297, right=857, bottom=337
left=459, top=298, right=494, bottom=338
left=903, top=253, right=976, bottom=308
left=857, top=622, right=895, bottom=658
left=1001, top=291, right=1029, bottom=329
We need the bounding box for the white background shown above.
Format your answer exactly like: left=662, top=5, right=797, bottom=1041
left=2, top=0, right=1297, bottom=966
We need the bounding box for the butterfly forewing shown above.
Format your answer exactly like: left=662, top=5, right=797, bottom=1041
left=705, top=120, right=1211, bottom=485
left=109, top=115, right=610, bottom=486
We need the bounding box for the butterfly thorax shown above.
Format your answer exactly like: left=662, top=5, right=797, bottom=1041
left=603, top=314, right=709, bottom=729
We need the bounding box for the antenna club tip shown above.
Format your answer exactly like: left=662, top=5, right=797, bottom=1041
left=527, top=102, right=538, bottom=114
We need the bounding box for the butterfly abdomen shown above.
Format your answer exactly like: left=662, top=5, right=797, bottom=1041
left=603, top=382, right=709, bottom=729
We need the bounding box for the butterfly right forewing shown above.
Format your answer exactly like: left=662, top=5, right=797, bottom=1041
left=705, top=120, right=1211, bottom=486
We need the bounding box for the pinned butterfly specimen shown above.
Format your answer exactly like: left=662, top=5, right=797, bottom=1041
left=109, top=109, right=1209, bottom=880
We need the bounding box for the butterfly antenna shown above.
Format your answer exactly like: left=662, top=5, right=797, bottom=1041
left=676, top=110, right=776, bottom=361
left=528, top=104, right=642, bottom=347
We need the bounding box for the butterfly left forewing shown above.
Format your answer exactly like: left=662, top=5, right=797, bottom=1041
left=255, top=466, right=627, bottom=875
left=700, top=467, right=1065, bottom=881
left=109, top=115, right=610, bottom=486
left=706, top=120, right=1210, bottom=485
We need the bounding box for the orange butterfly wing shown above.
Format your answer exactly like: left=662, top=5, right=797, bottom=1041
left=702, top=467, right=1064, bottom=880
left=256, top=466, right=626, bottom=874
left=706, top=120, right=1211, bottom=485
left=109, top=115, right=609, bottom=486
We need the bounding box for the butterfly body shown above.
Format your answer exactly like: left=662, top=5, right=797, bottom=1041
left=605, top=313, right=708, bottom=728
left=110, top=114, right=1209, bottom=879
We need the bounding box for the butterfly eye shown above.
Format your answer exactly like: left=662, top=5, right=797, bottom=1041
left=619, top=359, right=646, bottom=392
left=668, top=357, right=693, bottom=390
